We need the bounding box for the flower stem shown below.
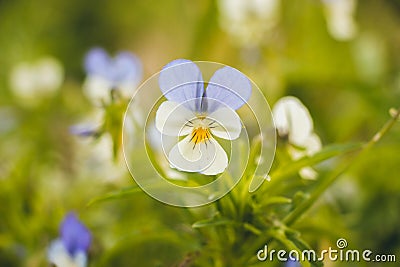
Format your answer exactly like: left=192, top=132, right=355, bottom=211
left=283, top=107, right=400, bottom=226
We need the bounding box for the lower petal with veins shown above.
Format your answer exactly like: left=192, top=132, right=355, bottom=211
left=168, top=135, right=228, bottom=175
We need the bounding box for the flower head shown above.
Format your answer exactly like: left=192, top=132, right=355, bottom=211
left=272, top=96, right=322, bottom=179
left=155, top=59, right=251, bottom=175
left=83, top=47, right=142, bottom=104
left=48, top=213, right=91, bottom=267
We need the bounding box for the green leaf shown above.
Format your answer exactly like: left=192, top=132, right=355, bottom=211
left=271, top=142, right=362, bottom=180
left=254, top=196, right=292, bottom=213
left=87, top=185, right=143, bottom=206
left=261, top=196, right=292, bottom=206
left=192, top=217, right=236, bottom=228
left=243, top=223, right=262, bottom=235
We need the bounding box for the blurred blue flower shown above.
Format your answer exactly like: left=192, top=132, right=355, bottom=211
left=286, top=259, right=301, bottom=267
left=155, top=59, right=251, bottom=175
left=83, top=47, right=142, bottom=104
left=48, top=213, right=91, bottom=267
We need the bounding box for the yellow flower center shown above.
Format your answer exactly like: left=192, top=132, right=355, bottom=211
left=190, top=127, right=211, bottom=145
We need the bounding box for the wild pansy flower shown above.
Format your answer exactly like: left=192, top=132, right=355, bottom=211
left=83, top=47, right=142, bottom=104
left=155, top=59, right=251, bottom=175
left=48, top=213, right=91, bottom=267
left=272, top=96, right=322, bottom=179
left=9, top=57, right=64, bottom=106
left=322, top=0, right=358, bottom=41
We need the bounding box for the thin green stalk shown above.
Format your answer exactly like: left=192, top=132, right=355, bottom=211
left=283, top=107, right=400, bottom=226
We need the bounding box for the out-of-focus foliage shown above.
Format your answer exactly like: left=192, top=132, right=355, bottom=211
left=0, top=0, right=400, bottom=266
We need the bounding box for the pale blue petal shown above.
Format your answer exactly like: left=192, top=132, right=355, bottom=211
left=69, top=124, right=98, bottom=137
left=159, top=59, right=204, bottom=112
left=110, top=52, right=142, bottom=85
left=205, top=66, right=252, bottom=112
left=84, top=48, right=110, bottom=78
left=286, top=259, right=301, bottom=267
left=84, top=49, right=142, bottom=88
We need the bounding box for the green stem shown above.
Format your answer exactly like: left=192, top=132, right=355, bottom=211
left=366, top=107, right=400, bottom=148
left=283, top=107, right=400, bottom=226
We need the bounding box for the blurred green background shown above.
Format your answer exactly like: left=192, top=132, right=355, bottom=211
left=1, top=0, right=400, bottom=266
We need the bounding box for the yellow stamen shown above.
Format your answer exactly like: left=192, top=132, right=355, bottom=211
left=190, top=127, right=211, bottom=145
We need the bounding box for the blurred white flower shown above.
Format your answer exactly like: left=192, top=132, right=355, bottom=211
left=322, top=0, right=358, bottom=41
left=272, top=96, right=322, bottom=179
left=217, top=0, right=280, bottom=47
left=75, top=133, right=126, bottom=183
left=9, top=57, right=64, bottom=105
left=71, top=108, right=126, bottom=182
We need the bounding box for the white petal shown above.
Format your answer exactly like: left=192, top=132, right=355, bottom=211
left=272, top=96, right=313, bottom=146
left=303, top=133, right=322, bottom=156
left=83, top=76, right=112, bottom=105
left=288, top=133, right=322, bottom=160
left=73, top=251, right=88, bottom=267
left=201, top=138, right=228, bottom=175
left=299, top=167, right=318, bottom=180
left=168, top=135, right=210, bottom=172
left=155, top=101, right=194, bottom=136
left=207, top=107, right=242, bottom=140
left=48, top=239, right=77, bottom=267
left=288, top=146, right=304, bottom=161
left=323, top=0, right=357, bottom=41
left=168, top=136, right=228, bottom=175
